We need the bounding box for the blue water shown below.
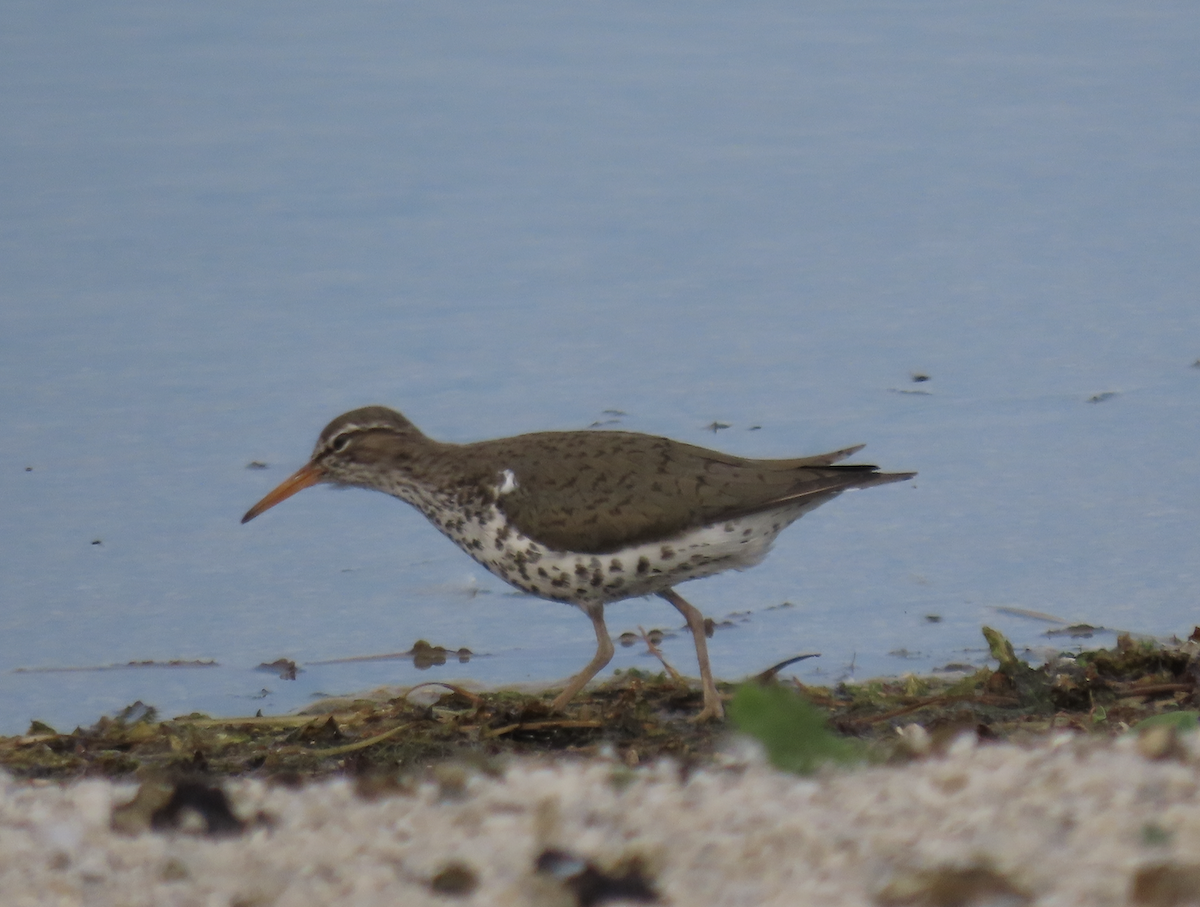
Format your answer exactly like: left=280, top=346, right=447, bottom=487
left=2, top=1, right=1198, bottom=734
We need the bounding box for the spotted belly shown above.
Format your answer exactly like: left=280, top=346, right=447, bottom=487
left=430, top=501, right=810, bottom=607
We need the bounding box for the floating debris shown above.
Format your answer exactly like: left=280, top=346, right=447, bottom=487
left=409, top=639, right=473, bottom=669
left=1045, top=624, right=1103, bottom=639
left=257, top=659, right=299, bottom=680
left=309, top=641, right=473, bottom=667
left=933, top=662, right=976, bottom=673
left=13, top=659, right=218, bottom=674
left=992, top=605, right=1069, bottom=624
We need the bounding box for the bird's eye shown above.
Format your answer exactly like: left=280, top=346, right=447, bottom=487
left=330, top=433, right=351, bottom=452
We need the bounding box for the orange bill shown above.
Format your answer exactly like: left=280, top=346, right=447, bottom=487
left=241, top=462, right=325, bottom=524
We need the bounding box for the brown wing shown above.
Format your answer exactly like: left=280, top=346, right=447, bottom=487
left=480, top=431, right=913, bottom=554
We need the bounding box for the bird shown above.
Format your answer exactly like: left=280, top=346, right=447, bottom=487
left=242, top=406, right=914, bottom=720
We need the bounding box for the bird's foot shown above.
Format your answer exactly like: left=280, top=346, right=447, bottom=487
left=689, top=698, right=725, bottom=723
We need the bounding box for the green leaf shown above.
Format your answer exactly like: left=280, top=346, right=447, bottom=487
left=981, top=626, right=1019, bottom=670
left=729, top=683, right=862, bottom=775
left=1129, top=711, right=1199, bottom=734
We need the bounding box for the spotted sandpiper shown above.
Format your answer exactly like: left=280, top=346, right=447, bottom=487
left=242, top=407, right=914, bottom=721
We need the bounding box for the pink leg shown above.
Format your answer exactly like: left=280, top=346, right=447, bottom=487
left=550, top=605, right=614, bottom=711
left=658, top=588, right=724, bottom=721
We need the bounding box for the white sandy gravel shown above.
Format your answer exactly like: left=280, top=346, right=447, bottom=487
left=3, top=731, right=1199, bottom=906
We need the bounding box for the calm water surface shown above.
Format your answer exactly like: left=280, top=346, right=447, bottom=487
left=1, top=1, right=1198, bottom=734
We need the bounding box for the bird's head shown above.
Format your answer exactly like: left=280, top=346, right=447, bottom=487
left=241, top=406, right=427, bottom=523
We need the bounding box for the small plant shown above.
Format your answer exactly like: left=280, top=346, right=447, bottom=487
left=729, top=683, right=862, bottom=774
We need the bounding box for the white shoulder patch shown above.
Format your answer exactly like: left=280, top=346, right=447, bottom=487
left=496, top=468, right=519, bottom=495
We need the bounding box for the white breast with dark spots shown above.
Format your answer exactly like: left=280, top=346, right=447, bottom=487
left=423, top=494, right=813, bottom=608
